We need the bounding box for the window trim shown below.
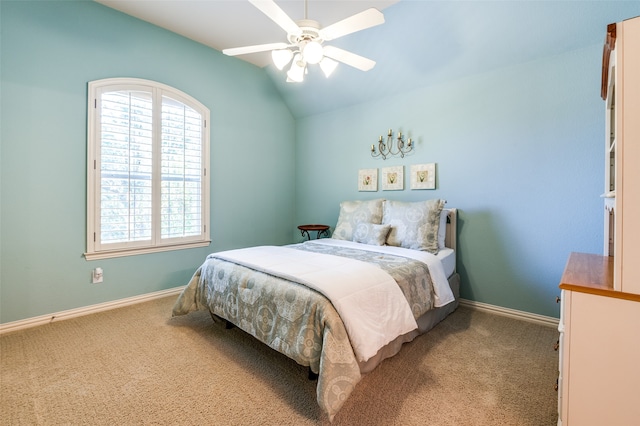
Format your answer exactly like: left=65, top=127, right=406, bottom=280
left=85, top=78, right=210, bottom=260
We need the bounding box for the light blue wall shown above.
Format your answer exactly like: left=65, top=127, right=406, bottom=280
left=295, top=46, right=604, bottom=318
left=0, top=1, right=295, bottom=323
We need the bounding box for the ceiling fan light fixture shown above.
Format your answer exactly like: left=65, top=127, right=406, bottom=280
left=302, top=41, right=324, bottom=65
left=320, top=57, right=338, bottom=78
left=287, top=54, right=306, bottom=83
left=272, top=48, right=293, bottom=70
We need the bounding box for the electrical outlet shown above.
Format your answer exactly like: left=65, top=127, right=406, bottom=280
left=92, top=267, right=103, bottom=284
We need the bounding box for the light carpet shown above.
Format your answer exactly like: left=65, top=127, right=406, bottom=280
left=0, top=295, right=559, bottom=425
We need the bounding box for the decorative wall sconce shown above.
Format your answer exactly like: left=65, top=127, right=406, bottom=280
left=370, top=129, right=413, bottom=160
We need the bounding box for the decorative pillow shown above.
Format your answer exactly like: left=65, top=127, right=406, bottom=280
left=438, top=208, right=450, bottom=249
left=382, top=199, right=446, bottom=253
left=353, top=223, right=392, bottom=246
left=332, top=199, right=384, bottom=241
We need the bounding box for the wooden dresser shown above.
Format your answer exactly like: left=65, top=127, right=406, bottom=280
left=557, top=253, right=640, bottom=425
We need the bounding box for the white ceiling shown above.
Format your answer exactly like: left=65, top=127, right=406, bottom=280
left=96, top=0, right=399, bottom=68
left=95, top=1, right=640, bottom=118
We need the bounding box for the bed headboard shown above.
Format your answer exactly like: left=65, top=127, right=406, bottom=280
left=444, top=208, right=457, bottom=252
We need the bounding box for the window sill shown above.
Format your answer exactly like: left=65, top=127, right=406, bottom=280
left=84, top=240, right=211, bottom=261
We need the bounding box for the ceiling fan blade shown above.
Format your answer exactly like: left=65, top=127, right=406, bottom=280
left=319, top=8, right=384, bottom=41
left=323, top=45, right=376, bottom=71
left=222, top=42, right=290, bottom=56
left=249, top=0, right=302, bottom=37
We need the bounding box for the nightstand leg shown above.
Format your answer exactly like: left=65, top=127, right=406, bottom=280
left=300, top=229, right=311, bottom=240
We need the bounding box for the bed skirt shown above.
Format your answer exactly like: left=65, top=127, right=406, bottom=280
left=358, top=273, right=460, bottom=373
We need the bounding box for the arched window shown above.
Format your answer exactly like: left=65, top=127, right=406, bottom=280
left=85, top=78, right=210, bottom=259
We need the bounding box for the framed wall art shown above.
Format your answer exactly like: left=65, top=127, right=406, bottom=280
left=410, top=163, right=436, bottom=190
left=382, top=166, right=403, bottom=191
left=358, top=168, right=378, bottom=191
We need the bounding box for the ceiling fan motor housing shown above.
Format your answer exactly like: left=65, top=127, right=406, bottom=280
left=289, top=19, right=323, bottom=45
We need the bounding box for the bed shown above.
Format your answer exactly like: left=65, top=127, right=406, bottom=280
left=172, top=199, right=459, bottom=421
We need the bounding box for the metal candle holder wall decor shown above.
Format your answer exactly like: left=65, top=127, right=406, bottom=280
left=370, top=129, right=413, bottom=160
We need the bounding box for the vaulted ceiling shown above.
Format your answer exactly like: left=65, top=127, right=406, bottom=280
left=97, top=1, right=639, bottom=118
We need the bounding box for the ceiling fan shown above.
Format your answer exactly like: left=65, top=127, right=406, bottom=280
left=222, top=0, right=385, bottom=82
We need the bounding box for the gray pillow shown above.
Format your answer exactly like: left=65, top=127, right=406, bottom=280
left=332, top=199, right=384, bottom=241
left=383, top=199, right=446, bottom=253
left=353, top=223, right=392, bottom=246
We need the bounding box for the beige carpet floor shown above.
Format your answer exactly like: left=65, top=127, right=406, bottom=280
left=1, top=295, right=559, bottom=425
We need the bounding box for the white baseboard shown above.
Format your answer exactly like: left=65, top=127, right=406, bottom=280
left=0, top=286, right=185, bottom=335
left=1, top=290, right=558, bottom=335
left=459, top=298, right=559, bottom=328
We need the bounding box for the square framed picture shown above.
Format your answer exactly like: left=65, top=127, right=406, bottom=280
left=410, top=163, right=436, bottom=190
left=382, top=166, right=404, bottom=191
left=358, top=168, right=378, bottom=191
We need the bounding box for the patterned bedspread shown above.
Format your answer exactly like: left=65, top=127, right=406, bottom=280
left=172, top=240, right=438, bottom=421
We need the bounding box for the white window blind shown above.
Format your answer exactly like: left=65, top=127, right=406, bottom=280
left=86, top=78, right=210, bottom=260
left=161, top=96, right=202, bottom=239
left=100, top=90, right=153, bottom=244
